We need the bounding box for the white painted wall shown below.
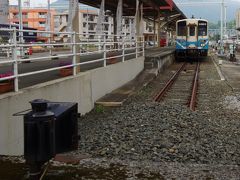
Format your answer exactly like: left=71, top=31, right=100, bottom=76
left=0, top=57, right=144, bottom=155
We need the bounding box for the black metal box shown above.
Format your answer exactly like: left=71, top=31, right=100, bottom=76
left=24, top=100, right=78, bottom=164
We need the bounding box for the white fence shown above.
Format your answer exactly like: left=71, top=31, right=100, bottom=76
left=0, top=28, right=144, bottom=92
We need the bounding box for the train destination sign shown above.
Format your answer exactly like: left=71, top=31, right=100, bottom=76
left=199, top=22, right=207, bottom=26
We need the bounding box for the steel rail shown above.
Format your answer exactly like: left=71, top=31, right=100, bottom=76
left=154, top=62, right=186, bottom=102
left=189, top=61, right=200, bottom=111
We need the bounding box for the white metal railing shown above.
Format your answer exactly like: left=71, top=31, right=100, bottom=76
left=0, top=28, right=144, bottom=93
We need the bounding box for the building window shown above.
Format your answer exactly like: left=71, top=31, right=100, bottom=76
left=88, top=15, right=94, bottom=22
left=39, top=22, right=46, bottom=27
left=23, top=13, right=28, bottom=19
left=13, top=13, right=18, bottom=19
left=23, top=22, right=28, bottom=27
left=88, top=24, right=95, bottom=31
left=105, top=16, right=108, bottom=22
left=39, top=12, right=46, bottom=18
left=104, top=24, right=108, bottom=31
left=89, top=35, right=94, bottom=39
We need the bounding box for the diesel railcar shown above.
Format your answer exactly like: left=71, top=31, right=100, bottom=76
left=175, top=19, right=209, bottom=59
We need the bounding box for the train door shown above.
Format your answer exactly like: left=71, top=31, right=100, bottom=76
left=187, top=24, right=197, bottom=49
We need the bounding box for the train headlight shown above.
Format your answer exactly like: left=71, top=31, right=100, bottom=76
left=200, top=40, right=206, bottom=47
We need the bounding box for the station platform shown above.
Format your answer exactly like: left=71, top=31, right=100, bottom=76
left=212, top=52, right=240, bottom=91
left=96, top=47, right=175, bottom=106
left=145, top=46, right=175, bottom=58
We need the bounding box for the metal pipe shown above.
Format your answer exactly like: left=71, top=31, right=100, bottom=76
left=142, top=37, right=145, bottom=57
left=122, top=36, right=125, bottom=62
left=19, top=29, right=73, bottom=34
left=47, top=0, right=52, bottom=56
left=72, top=32, right=77, bottom=75
left=103, top=35, right=107, bottom=66
left=135, top=38, right=138, bottom=58
left=18, top=0, right=23, bottom=58
left=13, top=28, right=19, bottom=92
left=18, top=43, right=74, bottom=47
left=17, top=53, right=74, bottom=62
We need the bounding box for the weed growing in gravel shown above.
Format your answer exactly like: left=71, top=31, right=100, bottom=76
left=95, top=104, right=105, bottom=113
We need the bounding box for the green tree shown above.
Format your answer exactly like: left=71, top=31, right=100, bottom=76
left=227, top=20, right=236, bottom=29
left=209, top=20, right=236, bottom=29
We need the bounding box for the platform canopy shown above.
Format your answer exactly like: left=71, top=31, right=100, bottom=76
left=79, top=0, right=186, bottom=21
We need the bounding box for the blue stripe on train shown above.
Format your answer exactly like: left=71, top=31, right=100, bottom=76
left=176, top=39, right=209, bottom=50
left=176, top=39, right=186, bottom=50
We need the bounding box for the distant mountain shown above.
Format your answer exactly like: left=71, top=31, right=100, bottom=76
left=51, top=0, right=67, bottom=5
left=51, top=0, right=68, bottom=12
left=174, top=0, right=240, bottom=23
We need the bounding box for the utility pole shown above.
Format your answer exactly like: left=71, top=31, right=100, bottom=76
left=220, top=0, right=224, bottom=55
left=224, top=6, right=227, bottom=38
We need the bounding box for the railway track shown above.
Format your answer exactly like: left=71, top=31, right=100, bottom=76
left=154, top=61, right=201, bottom=111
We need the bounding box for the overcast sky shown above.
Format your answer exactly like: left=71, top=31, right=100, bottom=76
left=9, top=0, right=57, bottom=7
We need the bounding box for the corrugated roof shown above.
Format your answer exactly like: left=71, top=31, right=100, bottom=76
left=79, top=0, right=186, bottom=19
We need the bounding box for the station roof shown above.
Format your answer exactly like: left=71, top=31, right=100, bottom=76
left=79, top=0, right=186, bottom=20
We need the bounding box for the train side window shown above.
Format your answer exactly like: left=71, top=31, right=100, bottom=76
left=177, top=21, right=186, bottom=36
left=189, top=26, right=195, bottom=36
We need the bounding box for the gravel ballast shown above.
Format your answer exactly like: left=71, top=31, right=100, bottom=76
left=67, top=58, right=240, bottom=178
left=1, top=57, right=240, bottom=179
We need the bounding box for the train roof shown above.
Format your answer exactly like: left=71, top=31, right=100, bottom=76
left=177, top=19, right=208, bottom=23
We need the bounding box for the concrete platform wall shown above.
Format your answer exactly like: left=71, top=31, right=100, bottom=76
left=157, top=53, right=175, bottom=72
left=144, top=51, right=175, bottom=74
left=0, top=57, right=144, bottom=155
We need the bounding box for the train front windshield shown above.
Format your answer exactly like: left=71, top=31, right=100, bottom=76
left=177, top=21, right=186, bottom=36
left=198, top=21, right=208, bottom=36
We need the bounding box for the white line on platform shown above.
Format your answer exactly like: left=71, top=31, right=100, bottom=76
left=211, top=56, right=225, bottom=81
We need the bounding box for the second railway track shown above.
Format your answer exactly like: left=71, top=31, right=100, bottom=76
left=154, top=61, right=200, bottom=111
